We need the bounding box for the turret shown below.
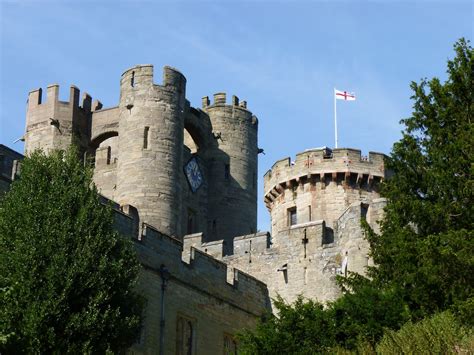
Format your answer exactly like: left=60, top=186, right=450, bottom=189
left=115, top=65, right=186, bottom=237
left=264, top=147, right=386, bottom=236
left=24, top=85, right=92, bottom=155
left=202, top=93, right=258, bottom=253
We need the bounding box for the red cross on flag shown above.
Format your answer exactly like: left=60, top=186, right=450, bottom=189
left=335, top=89, right=356, bottom=101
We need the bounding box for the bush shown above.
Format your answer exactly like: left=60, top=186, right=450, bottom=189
left=376, top=311, right=473, bottom=354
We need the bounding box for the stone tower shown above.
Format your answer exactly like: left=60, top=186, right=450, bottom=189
left=115, top=65, right=187, bottom=237
left=25, top=85, right=92, bottom=155
left=264, top=148, right=386, bottom=238
left=22, top=64, right=259, bottom=247
left=202, top=93, right=258, bottom=250
left=188, top=147, right=388, bottom=304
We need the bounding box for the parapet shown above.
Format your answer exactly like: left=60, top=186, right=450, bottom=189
left=201, top=92, right=249, bottom=110
left=263, top=147, right=387, bottom=204
left=27, top=84, right=93, bottom=112
left=181, top=231, right=273, bottom=259
left=109, top=201, right=270, bottom=315
left=120, top=64, right=186, bottom=95
left=233, top=232, right=271, bottom=256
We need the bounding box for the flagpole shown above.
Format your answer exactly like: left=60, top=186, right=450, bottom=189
left=334, top=88, right=338, bottom=148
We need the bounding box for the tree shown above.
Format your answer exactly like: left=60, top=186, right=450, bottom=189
left=0, top=149, right=144, bottom=353
left=365, top=38, right=473, bottom=322
left=238, top=296, right=336, bottom=354
left=237, top=281, right=408, bottom=354
left=330, top=274, right=409, bottom=349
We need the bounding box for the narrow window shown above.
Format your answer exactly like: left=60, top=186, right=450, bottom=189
left=224, top=333, right=237, bottom=355
left=106, top=146, right=111, bottom=165
left=288, top=207, right=297, bottom=226
left=224, top=164, right=230, bottom=180
left=187, top=209, right=196, bottom=234
left=361, top=204, right=369, bottom=221
left=131, top=71, right=135, bottom=87
left=176, top=316, right=194, bottom=355
left=0, top=155, right=5, bottom=173
left=143, top=126, right=150, bottom=149
left=308, top=205, right=312, bottom=222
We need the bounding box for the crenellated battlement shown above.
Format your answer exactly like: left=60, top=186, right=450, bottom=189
left=181, top=231, right=273, bottom=259
left=201, top=92, right=248, bottom=110
left=27, top=84, right=93, bottom=112
left=263, top=147, right=386, bottom=206
left=120, top=64, right=186, bottom=96
left=110, top=201, right=269, bottom=315
left=25, top=83, right=94, bottom=154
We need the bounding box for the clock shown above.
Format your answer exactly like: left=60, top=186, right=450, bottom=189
left=184, top=157, right=203, bottom=193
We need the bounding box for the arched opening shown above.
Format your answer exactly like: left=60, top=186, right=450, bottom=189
left=184, top=128, right=198, bottom=154
left=88, top=131, right=119, bottom=168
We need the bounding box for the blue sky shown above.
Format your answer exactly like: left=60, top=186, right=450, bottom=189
left=0, top=0, right=472, bottom=231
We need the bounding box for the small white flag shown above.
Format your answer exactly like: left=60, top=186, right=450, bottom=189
left=335, top=89, right=356, bottom=101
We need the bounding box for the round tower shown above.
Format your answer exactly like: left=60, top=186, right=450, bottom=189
left=263, top=148, right=386, bottom=237
left=202, top=93, right=258, bottom=251
left=116, top=65, right=186, bottom=237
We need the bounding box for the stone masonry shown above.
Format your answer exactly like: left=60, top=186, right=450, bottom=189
left=1, top=64, right=389, bottom=353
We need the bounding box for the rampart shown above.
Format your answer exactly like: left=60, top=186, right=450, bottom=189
left=111, top=202, right=271, bottom=316
left=185, top=199, right=386, bottom=305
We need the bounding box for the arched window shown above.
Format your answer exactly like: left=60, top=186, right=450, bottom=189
left=176, top=316, right=194, bottom=355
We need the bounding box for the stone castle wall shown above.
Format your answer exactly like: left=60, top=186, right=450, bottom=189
left=111, top=203, right=270, bottom=354
left=187, top=198, right=386, bottom=305
left=0, top=145, right=22, bottom=194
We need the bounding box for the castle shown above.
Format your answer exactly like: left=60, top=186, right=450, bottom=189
left=0, top=64, right=387, bottom=354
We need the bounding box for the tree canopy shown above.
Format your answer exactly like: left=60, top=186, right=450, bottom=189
left=366, top=37, right=473, bottom=321
left=0, top=149, right=144, bottom=353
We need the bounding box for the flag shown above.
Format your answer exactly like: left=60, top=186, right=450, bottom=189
left=335, top=89, right=356, bottom=101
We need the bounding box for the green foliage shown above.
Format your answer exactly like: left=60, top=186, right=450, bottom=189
left=376, top=311, right=473, bottom=354
left=0, top=149, right=144, bottom=354
left=237, top=285, right=407, bottom=354
left=331, top=275, right=409, bottom=349
left=365, top=38, right=474, bottom=321
left=237, top=296, right=336, bottom=354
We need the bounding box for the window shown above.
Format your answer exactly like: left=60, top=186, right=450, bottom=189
left=106, top=146, right=112, bottom=165
left=187, top=209, right=196, bottom=234
left=143, top=126, right=150, bottom=149
left=361, top=203, right=369, bottom=221
left=288, top=207, right=297, bottom=226
left=0, top=155, right=5, bottom=175
left=176, top=316, right=194, bottom=355
left=223, top=334, right=237, bottom=355
left=131, top=71, right=135, bottom=87
left=224, top=164, right=230, bottom=180
left=212, top=219, right=217, bottom=235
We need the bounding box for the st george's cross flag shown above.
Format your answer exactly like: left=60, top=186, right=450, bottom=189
left=335, top=89, right=356, bottom=101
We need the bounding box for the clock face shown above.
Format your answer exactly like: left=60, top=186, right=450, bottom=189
left=184, top=157, right=203, bottom=193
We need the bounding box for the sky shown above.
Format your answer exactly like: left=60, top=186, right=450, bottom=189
left=0, top=0, right=472, bottom=232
